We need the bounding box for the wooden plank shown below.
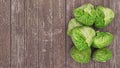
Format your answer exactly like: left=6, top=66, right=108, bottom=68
left=38, top=0, right=45, bottom=68
left=114, top=0, right=120, bottom=68
left=38, top=0, right=65, bottom=68
left=52, top=0, right=65, bottom=68
left=0, top=0, right=11, bottom=68
left=38, top=0, right=54, bottom=68
left=24, top=0, right=39, bottom=68
left=11, top=0, right=25, bottom=68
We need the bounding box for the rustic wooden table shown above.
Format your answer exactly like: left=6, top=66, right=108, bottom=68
left=0, top=0, right=119, bottom=68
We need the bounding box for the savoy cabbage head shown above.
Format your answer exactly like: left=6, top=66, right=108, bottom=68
left=92, top=31, right=113, bottom=48
left=70, top=46, right=91, bottom=63
left=71, top=26, right=95, bottom=51
left=73, top=3, right=96, bottom=26
left=93, top=48, right=112, bottom=62
left=95, top=6, right=115, bottom=28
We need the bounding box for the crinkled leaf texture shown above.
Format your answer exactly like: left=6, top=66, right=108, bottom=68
left=70, top=46, right=91, bottom=63
left=73, top=3, right=96, bottom=26
left=93, top=31, right=113, bottom=48
left=67, top=18, right=82, bottom=36
left=95, top=6, right=115, bottom=28
left=93, top=48, right=112, bottom=62
left=71, top=26, right=95, bottom=51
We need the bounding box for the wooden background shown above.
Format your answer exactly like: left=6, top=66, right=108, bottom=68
left=0, top=0, right=120, bottom=68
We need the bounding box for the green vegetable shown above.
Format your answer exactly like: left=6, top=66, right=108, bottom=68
left=70, top=46, right=91, bottom=63
left=67, top=18, right=83, bottom=36
left=92, top=31, right=113, bottom=48
left=93, top=48, right=112, bottom=62
left=73, top=3, right=96, bottom=26
left=71, top=26, right=95, bottom=51
left=95, top=6, right=115, bottom=28
left=67, top=3, right=115, bottom=63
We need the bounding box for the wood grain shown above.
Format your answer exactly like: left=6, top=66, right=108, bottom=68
left=0, top=0, right=120, bottom=68
left=52, top=0, right=66, bottom=68
left=38, top=0, right=45, bottom=68
left=11, top=0, right=25, bottom=68
left=24, top=0, right=39, bottom=68
left=38, top=0, right=65, bottom=68
left=115, top=0, right=120, bottom=68
left=0, top=0, right=11, bottom=68
left=38, top=0, right=54, bottom=68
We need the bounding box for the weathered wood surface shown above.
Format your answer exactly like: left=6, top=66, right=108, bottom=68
left=0, top=0, right=119, bottom=68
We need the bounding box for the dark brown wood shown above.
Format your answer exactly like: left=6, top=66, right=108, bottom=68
left=0, top=0, right=120, bottom=68
left=0, top=0, right=11, bottom=68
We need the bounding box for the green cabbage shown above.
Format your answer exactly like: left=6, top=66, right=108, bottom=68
left=70, top=46, right=91, bottom=63
left=92, top=31, right=113, bottom=48
left=95, top=6, right=115, bottom=28
left=67, top=3, right=114, bottom=63
left=73, top=3, right=96, bottom=26
left=71, top=26, right=95, bottom=51
left=93, top=48, right=112, bottom=62
left=67, top=18, right=83, bottom=36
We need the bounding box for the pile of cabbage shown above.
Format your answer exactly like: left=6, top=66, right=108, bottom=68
left=67, top=3, right=115, bottom=63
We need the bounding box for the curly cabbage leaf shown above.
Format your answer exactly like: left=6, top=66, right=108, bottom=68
left=78, top=26, right=95, bottom=46
left=70, top=46, right=91, bottom=63
left=93, top=31, right=113, bottom=48
left=71, top=26, right=95, bottom=51
left=95, top=6, right=115, bottom=28
left=67, top=18, right=83, bottom=36
left=93, top=48, right=112, bottom=62
left=73, top=3, right=96, bottom=26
